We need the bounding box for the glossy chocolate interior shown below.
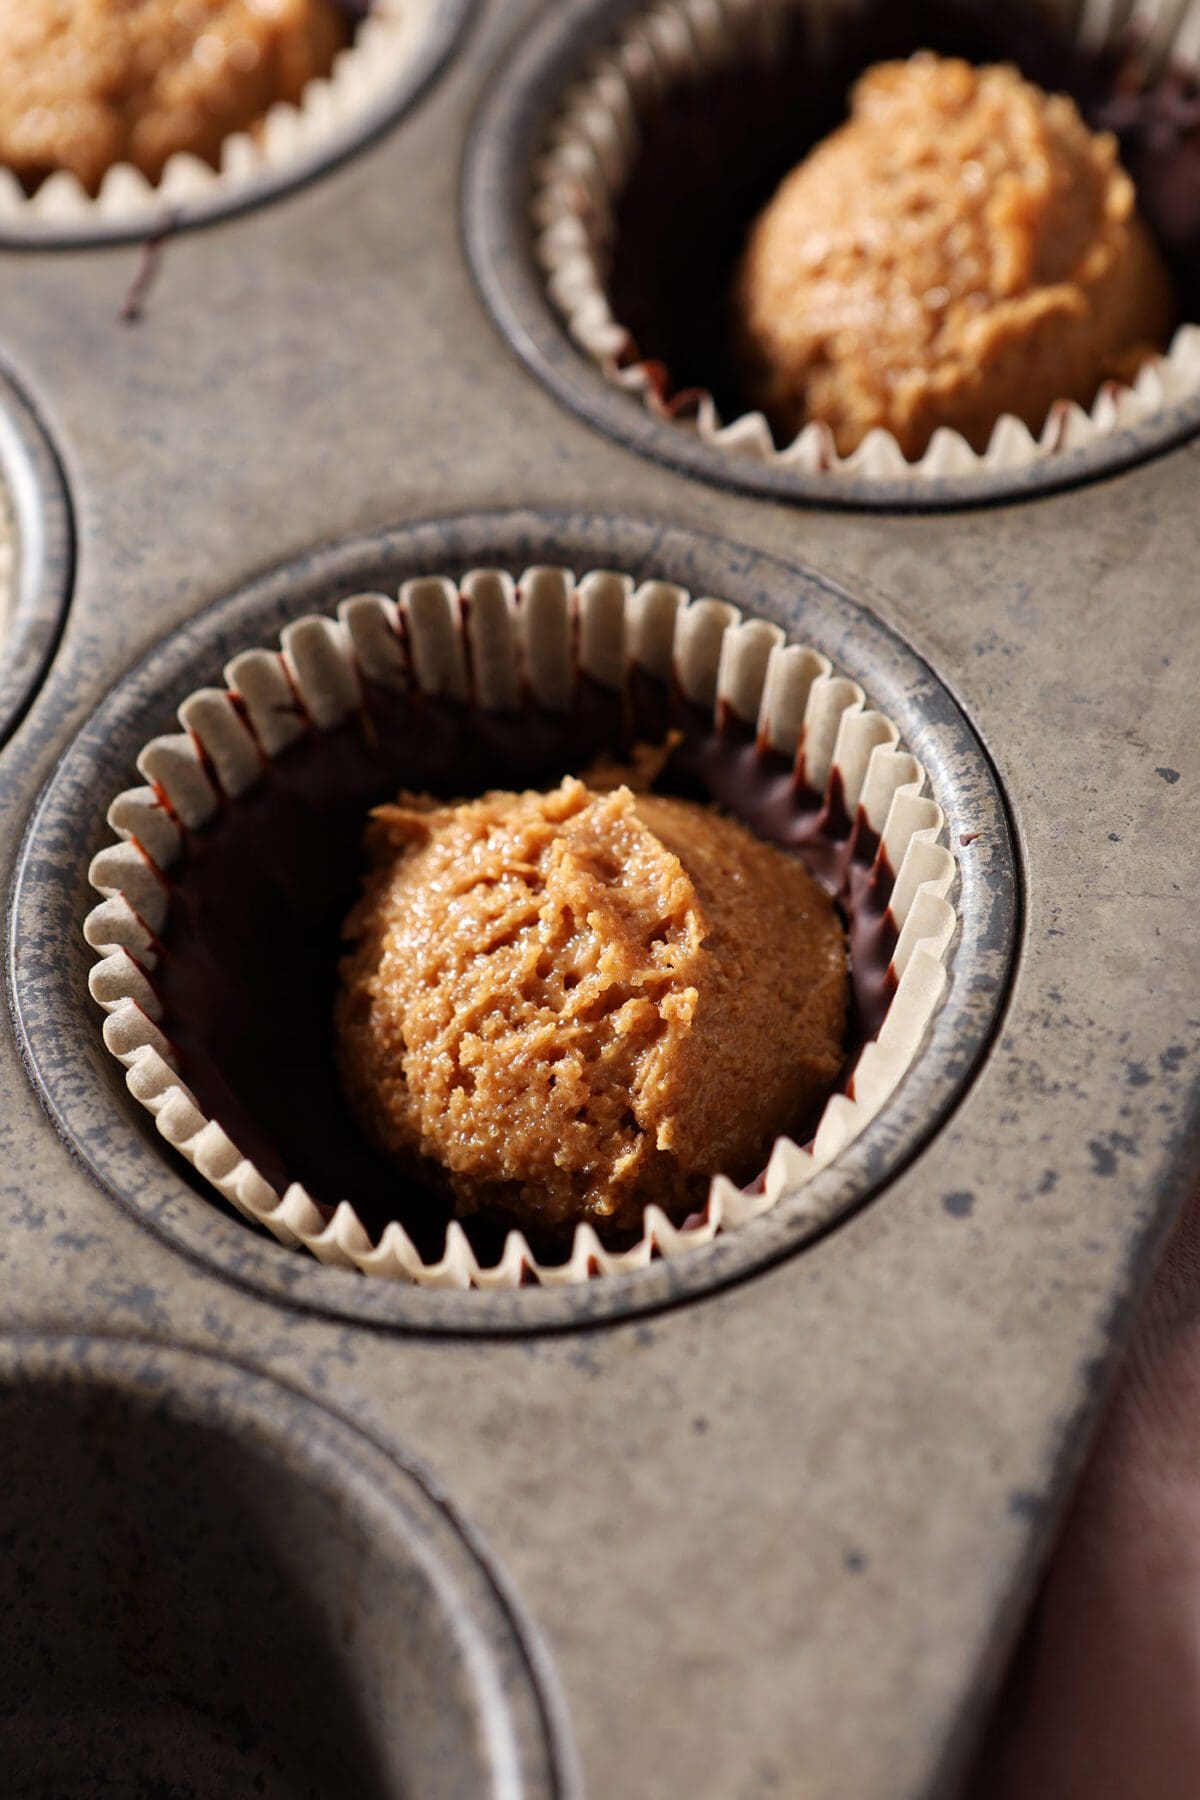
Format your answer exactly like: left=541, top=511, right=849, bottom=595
left=152, top=667, right=898, bottom=1264
left=607, top=0, right=1200, bottom=437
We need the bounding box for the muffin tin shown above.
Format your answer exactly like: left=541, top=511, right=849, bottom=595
left=1, top=2, right=1197, bottom=1796
left=0, top=1335, right=565, bottom=1797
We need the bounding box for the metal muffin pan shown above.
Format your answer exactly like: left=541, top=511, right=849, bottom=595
left=0, top=1, right=1197, bottom=1796
left=0, top=1335, right=565, bottom=1799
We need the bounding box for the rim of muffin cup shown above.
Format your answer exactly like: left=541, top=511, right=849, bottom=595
left=84, top=559, right=959, bottom=1290
left=530, top=0, right=1200, bottom=485
left=0, top=369, right=74, bottom=749
left=0, top=0, right=465, bottom=245
left=0, top=483, right=13, bottom=657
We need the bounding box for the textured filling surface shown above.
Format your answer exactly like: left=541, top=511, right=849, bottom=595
left=0, top=0, right=351, bottom=194
left=336, top=778, right=849, bottom=1238
left=733, top=53, right=1176, bottom=457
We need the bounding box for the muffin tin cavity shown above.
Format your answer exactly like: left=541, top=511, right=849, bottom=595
left=10, top=511, right=1016, bottom=1331
left=0, top=368, right=72, bottom=749
left=463, top=0, right=1200, bottom=509
left=0, top=0, right=476, bottom=248
left=0, top=1337, right=562, bottom=1800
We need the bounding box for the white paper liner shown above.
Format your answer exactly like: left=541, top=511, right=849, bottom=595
left=0, top=1, right=431, bottom=233
left=84, top=564, right=958, bottom=1287
left=532, top=0, right=1200, bottom=481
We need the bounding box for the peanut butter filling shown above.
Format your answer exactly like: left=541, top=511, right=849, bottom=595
left=336, top=778, right=848, bottom=1238
left=733, top=53, right=1177, bottom=457
left=0, top=0, right=351, bottom=195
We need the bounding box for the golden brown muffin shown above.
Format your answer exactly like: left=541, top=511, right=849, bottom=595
left=732, top=54, right=1176, bottom=458
left=0, top=0, right=351, bottom=195
left=336, top=777, right=848, bottom=1238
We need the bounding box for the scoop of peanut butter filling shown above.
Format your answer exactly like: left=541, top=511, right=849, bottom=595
left=732, top=53, right=1176, bottom=459
left=0, top=0, right=351, bottom=196
left=336, top=777, right=848, bottom=1239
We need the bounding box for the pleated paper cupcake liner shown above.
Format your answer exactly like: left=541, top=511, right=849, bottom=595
left=84, top=561, right=958, bottom=1287
left=532, top=0, right=1200, bottom=481
left=0, top=2, right=429, bottom=235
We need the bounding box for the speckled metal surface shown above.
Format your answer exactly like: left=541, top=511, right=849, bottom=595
left=0, top=1, right=1198, bottom=1796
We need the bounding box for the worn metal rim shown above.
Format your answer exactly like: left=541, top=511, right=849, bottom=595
left=461, top=0, right=1200, bottom=514
left=8, top=508, right=1019, bottom=1332
left=0, top=366, right=73, bottom=747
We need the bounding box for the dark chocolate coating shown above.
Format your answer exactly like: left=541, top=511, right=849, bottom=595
left=608, top=0, right=1197, bottom=429
left=152, top=669, right=898, bottom=1264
